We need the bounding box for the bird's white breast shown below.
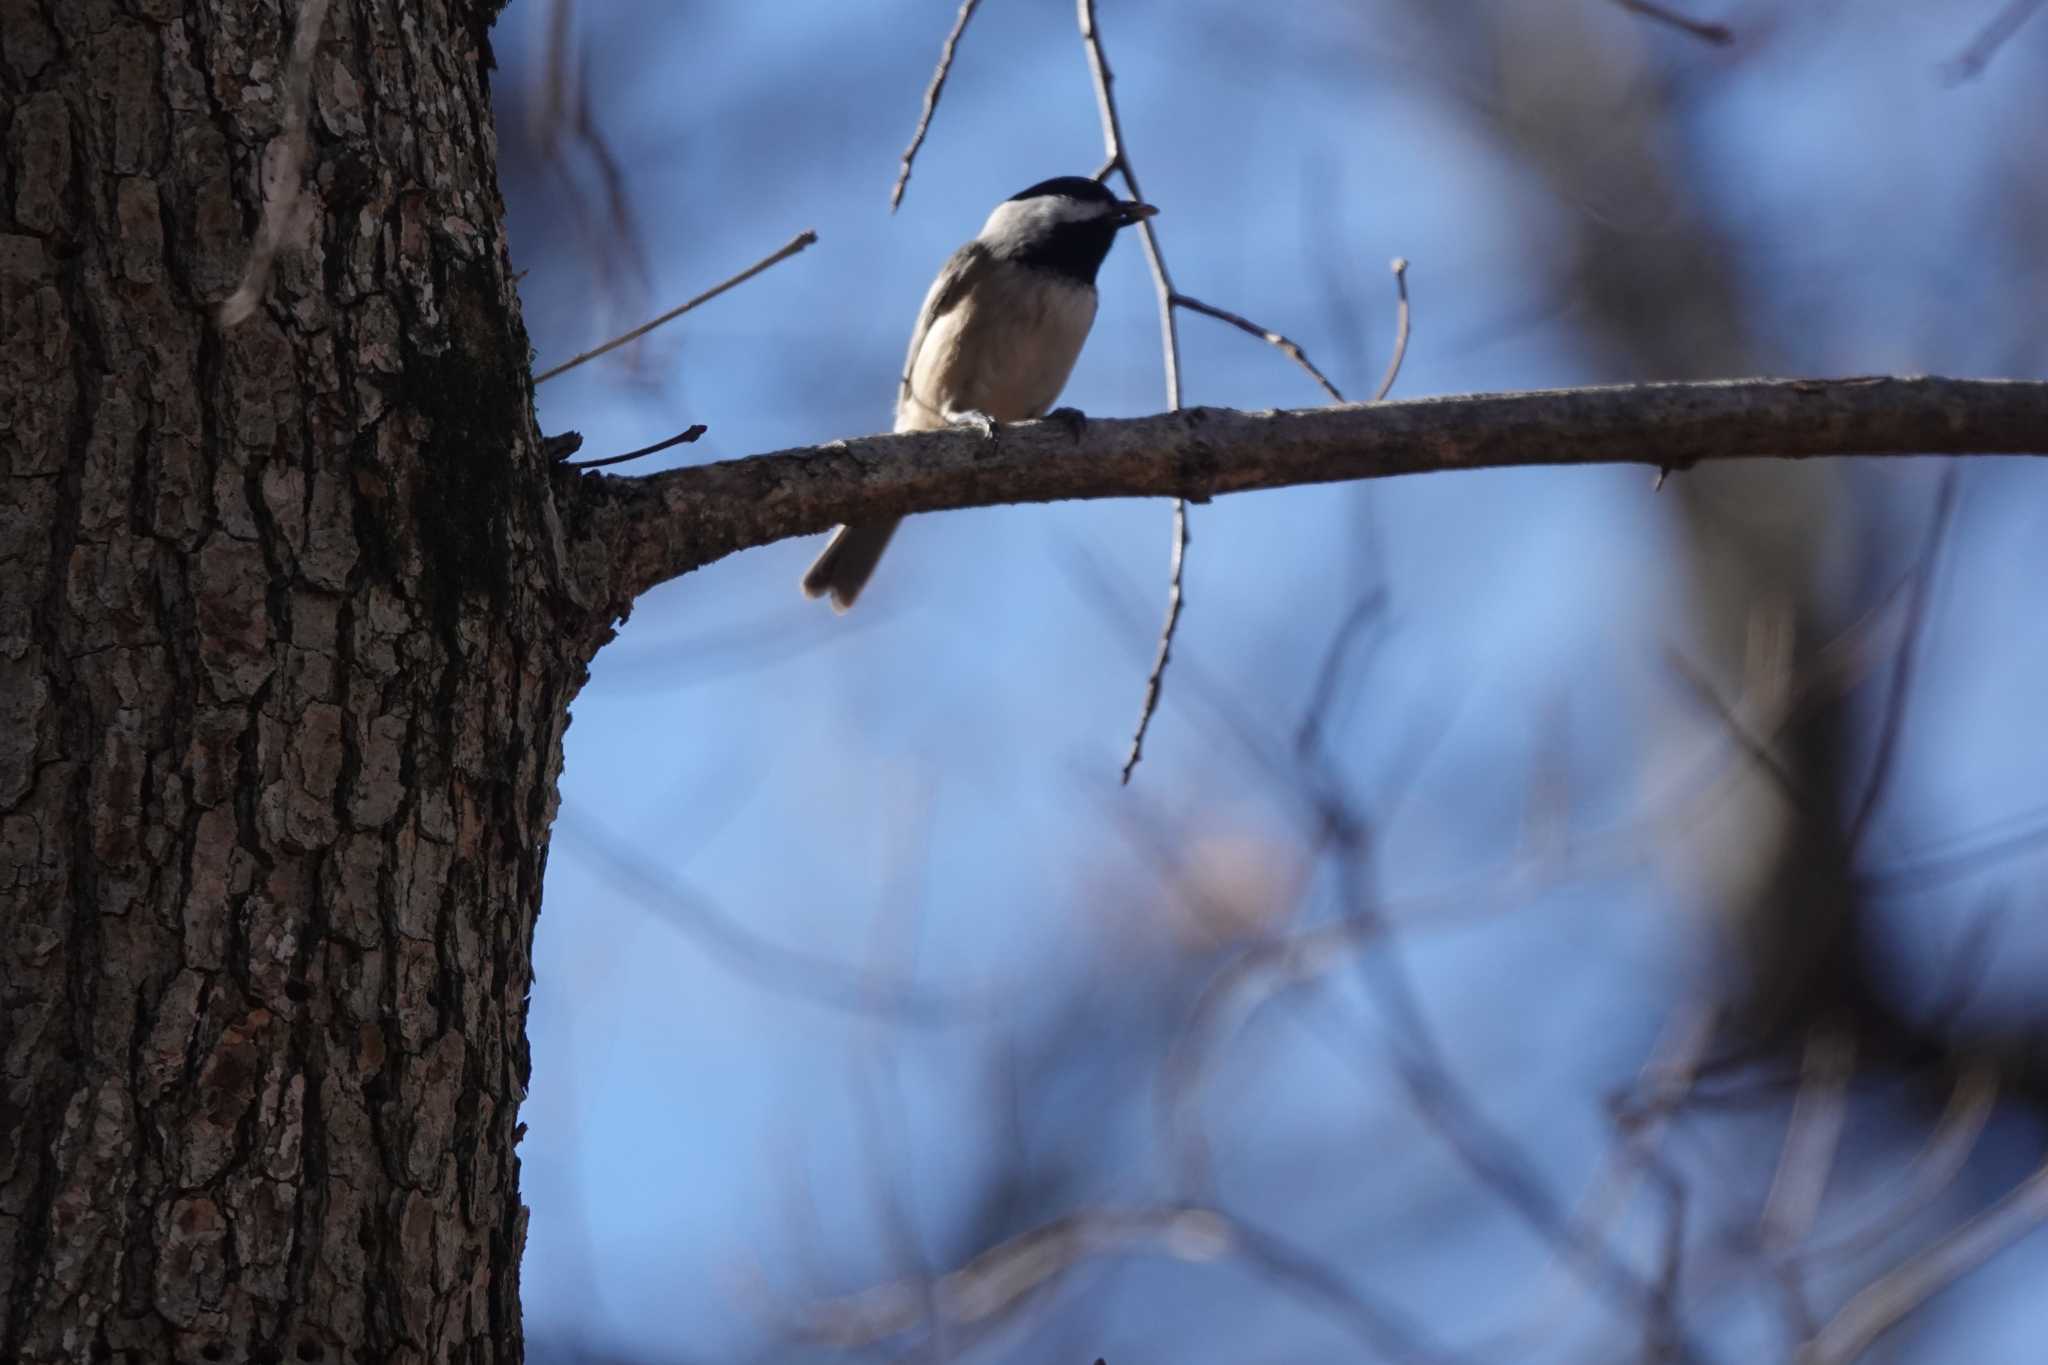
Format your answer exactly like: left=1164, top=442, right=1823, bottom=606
left=898, top=267, right=1098, bottom=432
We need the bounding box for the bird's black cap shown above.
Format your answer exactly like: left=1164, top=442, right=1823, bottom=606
left=995, top=175, right=1157, bottom=283
left=1008, top=175, right=1121, bottom=205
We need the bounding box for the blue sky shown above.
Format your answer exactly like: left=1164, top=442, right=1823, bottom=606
left=493, top=2, right=2048, bottom=1359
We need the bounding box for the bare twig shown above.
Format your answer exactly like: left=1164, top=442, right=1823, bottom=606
left=1079, top=0, right=1192, bottom=786
left=1077, top=0, right=1179, bottom=406
left=1076, top=0, right=1397, bottom=783
left=1119, top=529, right=1189, bottom=780
left=533, top=230, right=818, bottom=385
left=1120, top=498, right=1187, bottom=785
left=1613, top=0, right=1735, bottom=45
left=219, top=0, right=330, bottom=326
left=1172, top=294, right=1346, bottom=403
left=1371, top=258, right=1413, bottom=402
left=1802, top=1160, right=2048, bottom=1364
left=1940, top=0, right=2048, bottom=83
left=891, top=0, right=983, bottom=210
left=564, top=423, right=707, bottom=471
left=1844, top=470, right=1958, bottom=853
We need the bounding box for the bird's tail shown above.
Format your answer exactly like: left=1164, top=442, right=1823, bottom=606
left=800, top=520, right=901, bottom=612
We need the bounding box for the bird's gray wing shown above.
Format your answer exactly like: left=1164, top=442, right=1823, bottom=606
left=897, top=240, right=994, bottom=425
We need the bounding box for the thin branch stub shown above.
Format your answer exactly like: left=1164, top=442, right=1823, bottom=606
left=534, top=231, right=818, bottom=385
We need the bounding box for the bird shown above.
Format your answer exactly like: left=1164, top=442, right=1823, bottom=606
left=801, top=175, right=1157, bottom=611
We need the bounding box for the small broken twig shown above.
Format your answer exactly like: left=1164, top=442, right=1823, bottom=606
left=891, top=0, right=984, bottom=210
left=565, top=424, right=708, bottom=471
left=1371, top=258, right=1412, bottom=403
left=534, top=230, right=818, bottom=385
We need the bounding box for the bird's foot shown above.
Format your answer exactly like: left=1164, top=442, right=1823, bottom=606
left=949, top=409, right=999, bottom=443
left=1044, top=407, right=1088, bottom=442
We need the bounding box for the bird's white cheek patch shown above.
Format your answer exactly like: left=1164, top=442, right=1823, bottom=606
left=983, top=195, right=1111, bottom=241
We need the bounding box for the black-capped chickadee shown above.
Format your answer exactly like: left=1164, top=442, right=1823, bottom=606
left=801, top=176, right=1158, bottom=610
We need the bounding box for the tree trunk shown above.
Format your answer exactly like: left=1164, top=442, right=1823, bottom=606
left=1, top=1, right=585, bottom=1359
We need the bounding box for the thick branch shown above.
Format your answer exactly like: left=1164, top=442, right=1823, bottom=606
left=574, top=376, right=2048, bottom=613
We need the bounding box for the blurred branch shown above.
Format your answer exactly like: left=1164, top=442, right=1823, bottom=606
left=1760, top=1029, right=1854, bottom=1254
left=891, top=0, right=983, bottom=210
left=1759, top=1029, right=1856, bottom=1345
left=850, top=781, right=945, bottom=1359
left=528, top=0, right=658, bottom=363
left=1798, top=1063, right=1998, bottom=1269
left=1663, top=646, right=1815, bottom=812
left=551, top=814, right=963, bottom=1021
left=1941, top=0, right=2048, bottom=83
left=581, top=376, right=2048, bottom=612
left=534, top=230, right=818, bottom=385
left=1478, top=1002, right=1719, bottom=1356
left=1292, top=588, right=1390, bottom=763
left=798, top=1204, right=1474, bottom=1363
left=1612, top=0, right=1735, bottom=45
left=1802, top=1159, right=2048, bottom=1364
left=1137, top=649, right=1699, bottom=1352
left=1859, top=799, right=2048, bottom=894
left=1324, top=856, right=1691, bottom=1348
left=1843, top=471, right=1958, bottom=853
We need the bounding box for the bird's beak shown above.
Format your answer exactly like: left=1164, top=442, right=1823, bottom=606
left=1117, top=200, right=1159, bottom=226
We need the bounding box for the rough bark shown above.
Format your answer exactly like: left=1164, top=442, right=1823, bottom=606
left=577, top=375, right=2048, bottom=610
left=1, top=1, right=585, bottom=1361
